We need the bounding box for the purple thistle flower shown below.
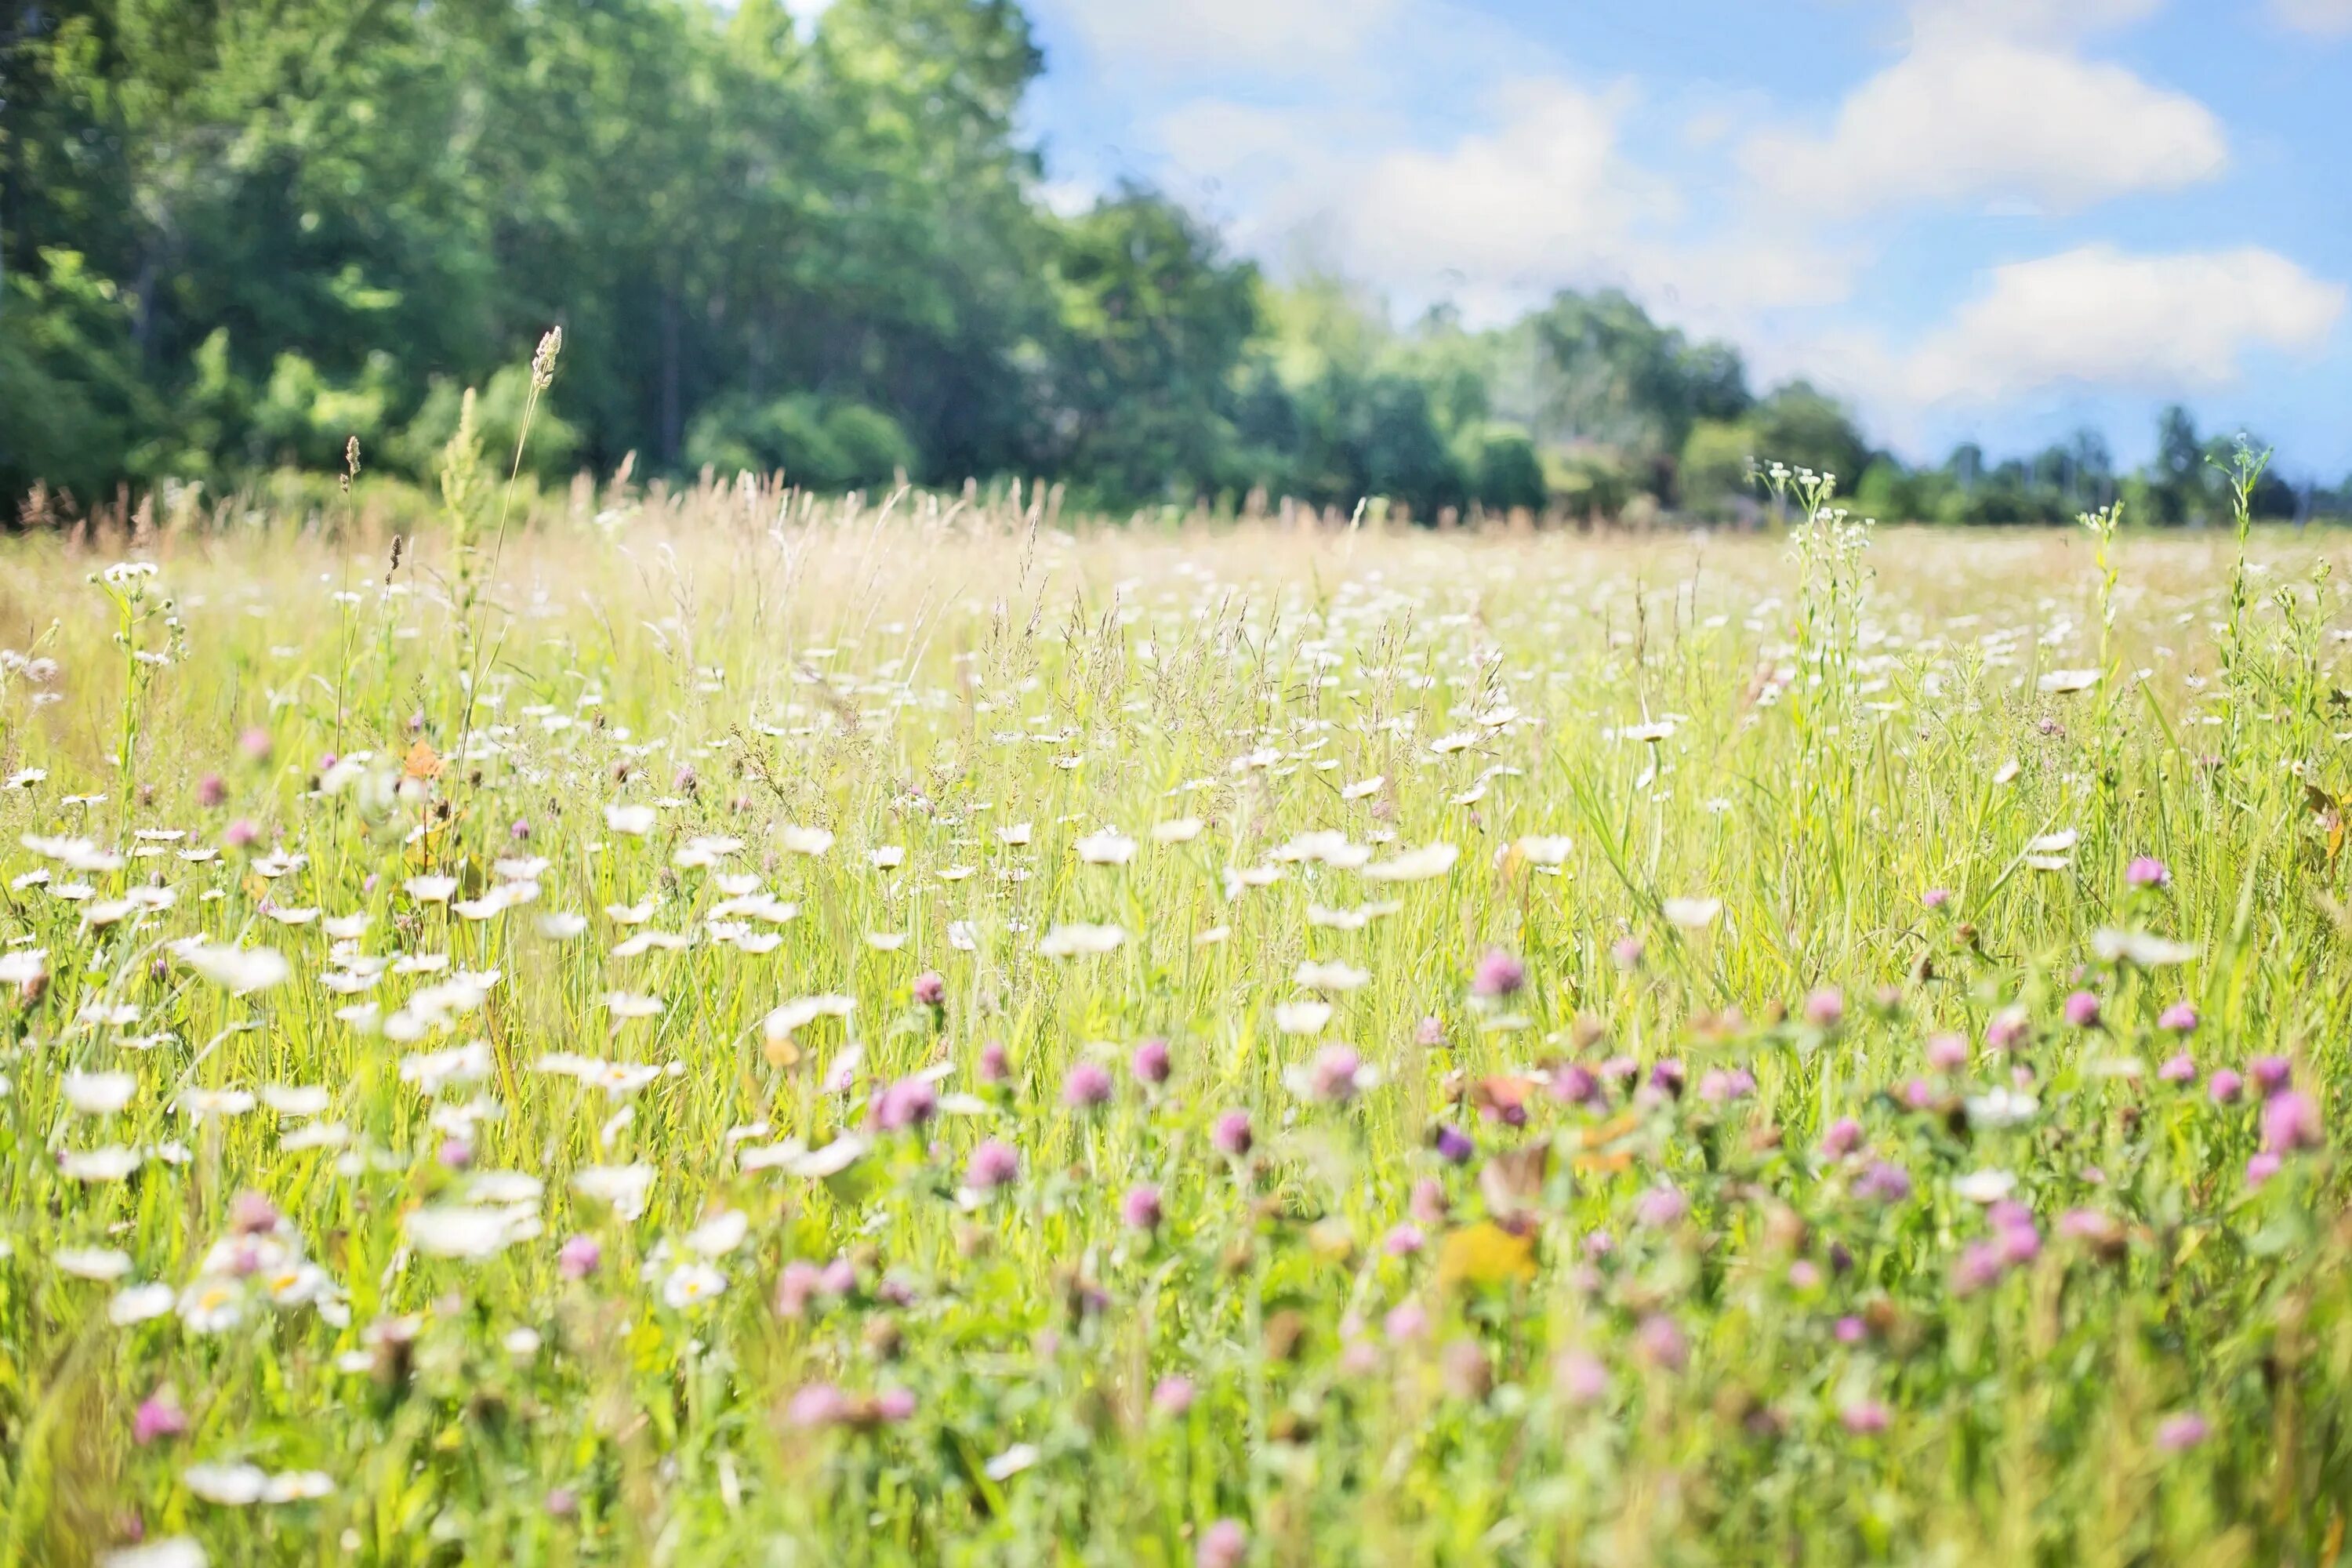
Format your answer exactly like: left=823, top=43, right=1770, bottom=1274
left=1210, top=1109, right=1254, bottom=1157
left=1196, top=1519, right=1248, bottom=1568
left=1062, top=1061, right=1115, bottom=1109
left=1384, top=1301, right=1428, bottom=1341
left=978, top=1040, right=1011, bottom=1083
left=2247, top=1151, right=2283, bottom=1185
left=1635, top=1184, right=1690, bottom=1229
left=1840, top=1399, right=1889, bottom=1434
left=1152, top=1375, right=1195, bottom=1415
left=2261, top=1090, right=2323, bottom=1153
left=1414, top=1015, right=1447, bottom=1047
left=967, top=1138, right=1021, bottom=1192
left=1555, top=1349, right=1610, bottom=1404
left=1803, top=987, right=1845, bottom=1028
left=224, top=818, right=260, bottom=849
left=1699, top=1067, right=1755, bottom=1103
left=1820, top=1117, right=1864, bottom=1160
left=2126, top=855, right=2171, bottom=889
left=1855, top=1160, right=1913, bottom=1204
left=873, top=1387, right=917, bottom=1422
left=2158, top=1001, right=2199, bottom=1033
left=1131, top=1037, right=1173, bottom=1086
left=1383, top=1223, right=1425, bottom=1257
left=912, top=971, right=946, bottom=1007
left=1610, top=935, right=1645, bottom=971
left=239, top=726, right=273, bottom=762
left=197, top=772, right=227, bottom=808
left=1635, top=1313, right=1689, bottom=1371
left=132, top=1389, right=187, bottom=1446
left=873, top=1074, right=938, bottom=1132
left=1471, top=948, right=1527, bottom=999
left=2155, top=1412, right=2210, bottom=1453
left=2158, top=1051, right=2198, bottom=1085
left=1922, top=887, right=1953, bottom=909
left=786, top=1383, right=850, bottom=1428
left=1409, top=1178, right=1449, bottom=1226
left=1308, top=1044, right=1364, bottom=1103
left=2209, top=1069, right=2245, bottom=1105
left=1646, top=1059, right=1686, bottom=1098
left=1121, top=1184, right=1163, bottom=1231
left=2062, top=990, right=2102, bottom=1029
left=1551, top=1062, right=1602, bottom=1107
left=557, top=1235, right=602, bottom=1280
left=1432, top=1123, right=1474, bottom=1164
left=2249, top=1055, right=2294, bottom=1098
left=1952, top=1242, right=2006, bottom=1295
left=1984, top=1007, right=2031, bottom=1054
left=1834, top=1315, right=1866, bottom=1345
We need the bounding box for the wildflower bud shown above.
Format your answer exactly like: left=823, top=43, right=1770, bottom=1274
left=978, top=1040, right=1011, bottom=1083
left=1840, top=1399, right=1890, bottom=1435
left=1382, top=1223, right=1425, bottom=1257
left=2249, top=1055, right=2293, bottom=1098
left=1432, top=1123, right=1473, bottom=1164
left=1634, top=1313, right=1688, bottom=1371
left=1196, top=1520, right=1248, bottom=1568
left=1409, top=1177, right=1448, bottom=1226
left=238, top=727, right=272, bottom=763
left=2062, top=991, right=2102, bottom=1029
left=1152, top=1375, right=1195, bottom=1416
left=1414, top=1015, right=1447, bottom=1047
left=132, top=1388, right=188, bottom=1446
left=2208, top=1069, right=2244, bottom=1104
left=545, top=1488, right=579, bottom=1519
left=1120, top=1184, right=1163, bottom=1231
left=1922, top=887, right=1952, bottom=909
left=1555, top=1349, right=1609, bottom=1405
left=1820, top=1117, right=1864, bottom=1159
left=873, top=1387, right=916, bottom=1422
left=2126, top=855, right=2170, bottom=889
left=1926, top=1033, right=1969, bottom=1072
left=913, top=971, right=947, bottom=1008
left=1984, top=1006, right=2029, bottom=1053
left=1440, top=1339, right=1493, bottom=1400
left=2158, top=1001, right=2198, bottom=1033
left=1471, top=948, right=1526, bottom=999
left=1803, top=987, right=1844, bottom=1028
left=966, top=1138, right=1020, bottom=1192
left=557, top=1235, right=602, bottom=1280
left=224, top=818, right=260, bottom=849
left=1210, top=1109, right=1253, bottom=1157
left=1130, top=1036, right=1172, bottom=1086
left=2260, top=1090, right=2322, bottom=1153
left=2156, top=1413, right=2209, bottom=1453
left=230, top=1191, right=280, bottom=1235
left=198, top=773, right=227, bottom=808
left=1307, top=1044, right=1363, bottom=1103
left=1062, top=1061, right=1114, bottom=1109
left=1610, top=935, right=1644, bottom=971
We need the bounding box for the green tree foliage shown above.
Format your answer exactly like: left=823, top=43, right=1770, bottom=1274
left=0, top=0, right=2333, bottom=521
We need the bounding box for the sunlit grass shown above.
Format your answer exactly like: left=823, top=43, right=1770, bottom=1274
left=2, top=481, right=2350, bottom=1565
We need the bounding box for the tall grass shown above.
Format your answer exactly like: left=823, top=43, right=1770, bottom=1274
left=1, top=476, right=2350, bottom=1565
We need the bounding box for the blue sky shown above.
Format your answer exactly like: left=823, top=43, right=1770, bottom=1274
left=1000, top=0, right=2352, bottom=478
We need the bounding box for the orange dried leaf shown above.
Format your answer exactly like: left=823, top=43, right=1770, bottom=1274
left=404, top=740, right=444, bottom=780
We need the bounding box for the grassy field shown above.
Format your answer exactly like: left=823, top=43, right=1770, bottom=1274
left=4, top=477, right=2352, bottom=1566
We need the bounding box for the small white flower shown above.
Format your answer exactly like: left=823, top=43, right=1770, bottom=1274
left=61, top=1070, right=137, bottom=1116
left=1362, top=843, right=1457, bottom=883
left=1272, top=1000, right=1333, bottom=1035
left=1293, top=960, right=1370, bottom=993
left=405, top=875, right=459, bottom=904
left=781, top=824, right=834, bottom=856
left=110, top=1281, right=178, bottom=1324
left=684, top=1209, right=750, bottom=1258
left=1954, top=1169, right=2018, bottom=1204
left=1075, top=829, right=1138, bottom=865
left=661, top=1261, right=728, bottom=1309
left=183, top=1462, right=269, bottom=1505
left=55, top=1246, right=134, bottom=1279
left=1038, top=923, right=1124, bottom=957
left=1662, top=897, right=1722, bottom=930
left=604, top=804, right=659, bottom=837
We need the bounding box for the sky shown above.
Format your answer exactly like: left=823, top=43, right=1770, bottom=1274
left=995, top=0, right=2352, bottom=479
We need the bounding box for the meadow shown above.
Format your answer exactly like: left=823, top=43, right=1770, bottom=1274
left=4, top=465, right=2352, bottom=1566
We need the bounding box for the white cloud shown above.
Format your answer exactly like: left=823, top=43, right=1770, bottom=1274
left=1896, top=245, right=2344, bottom=405
left=1047, top=0, right=1404, bottom=71
left=1905, top=0, right=2165, bottom=38
left=2272, top=0, right=2352, bottom=33
left=1738, top=33, right=2225, bottom=215
left=1155, top=82, right=1856, bottom=326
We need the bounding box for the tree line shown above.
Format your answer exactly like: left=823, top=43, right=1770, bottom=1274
left=3, top=0, right=2342, bottom=524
